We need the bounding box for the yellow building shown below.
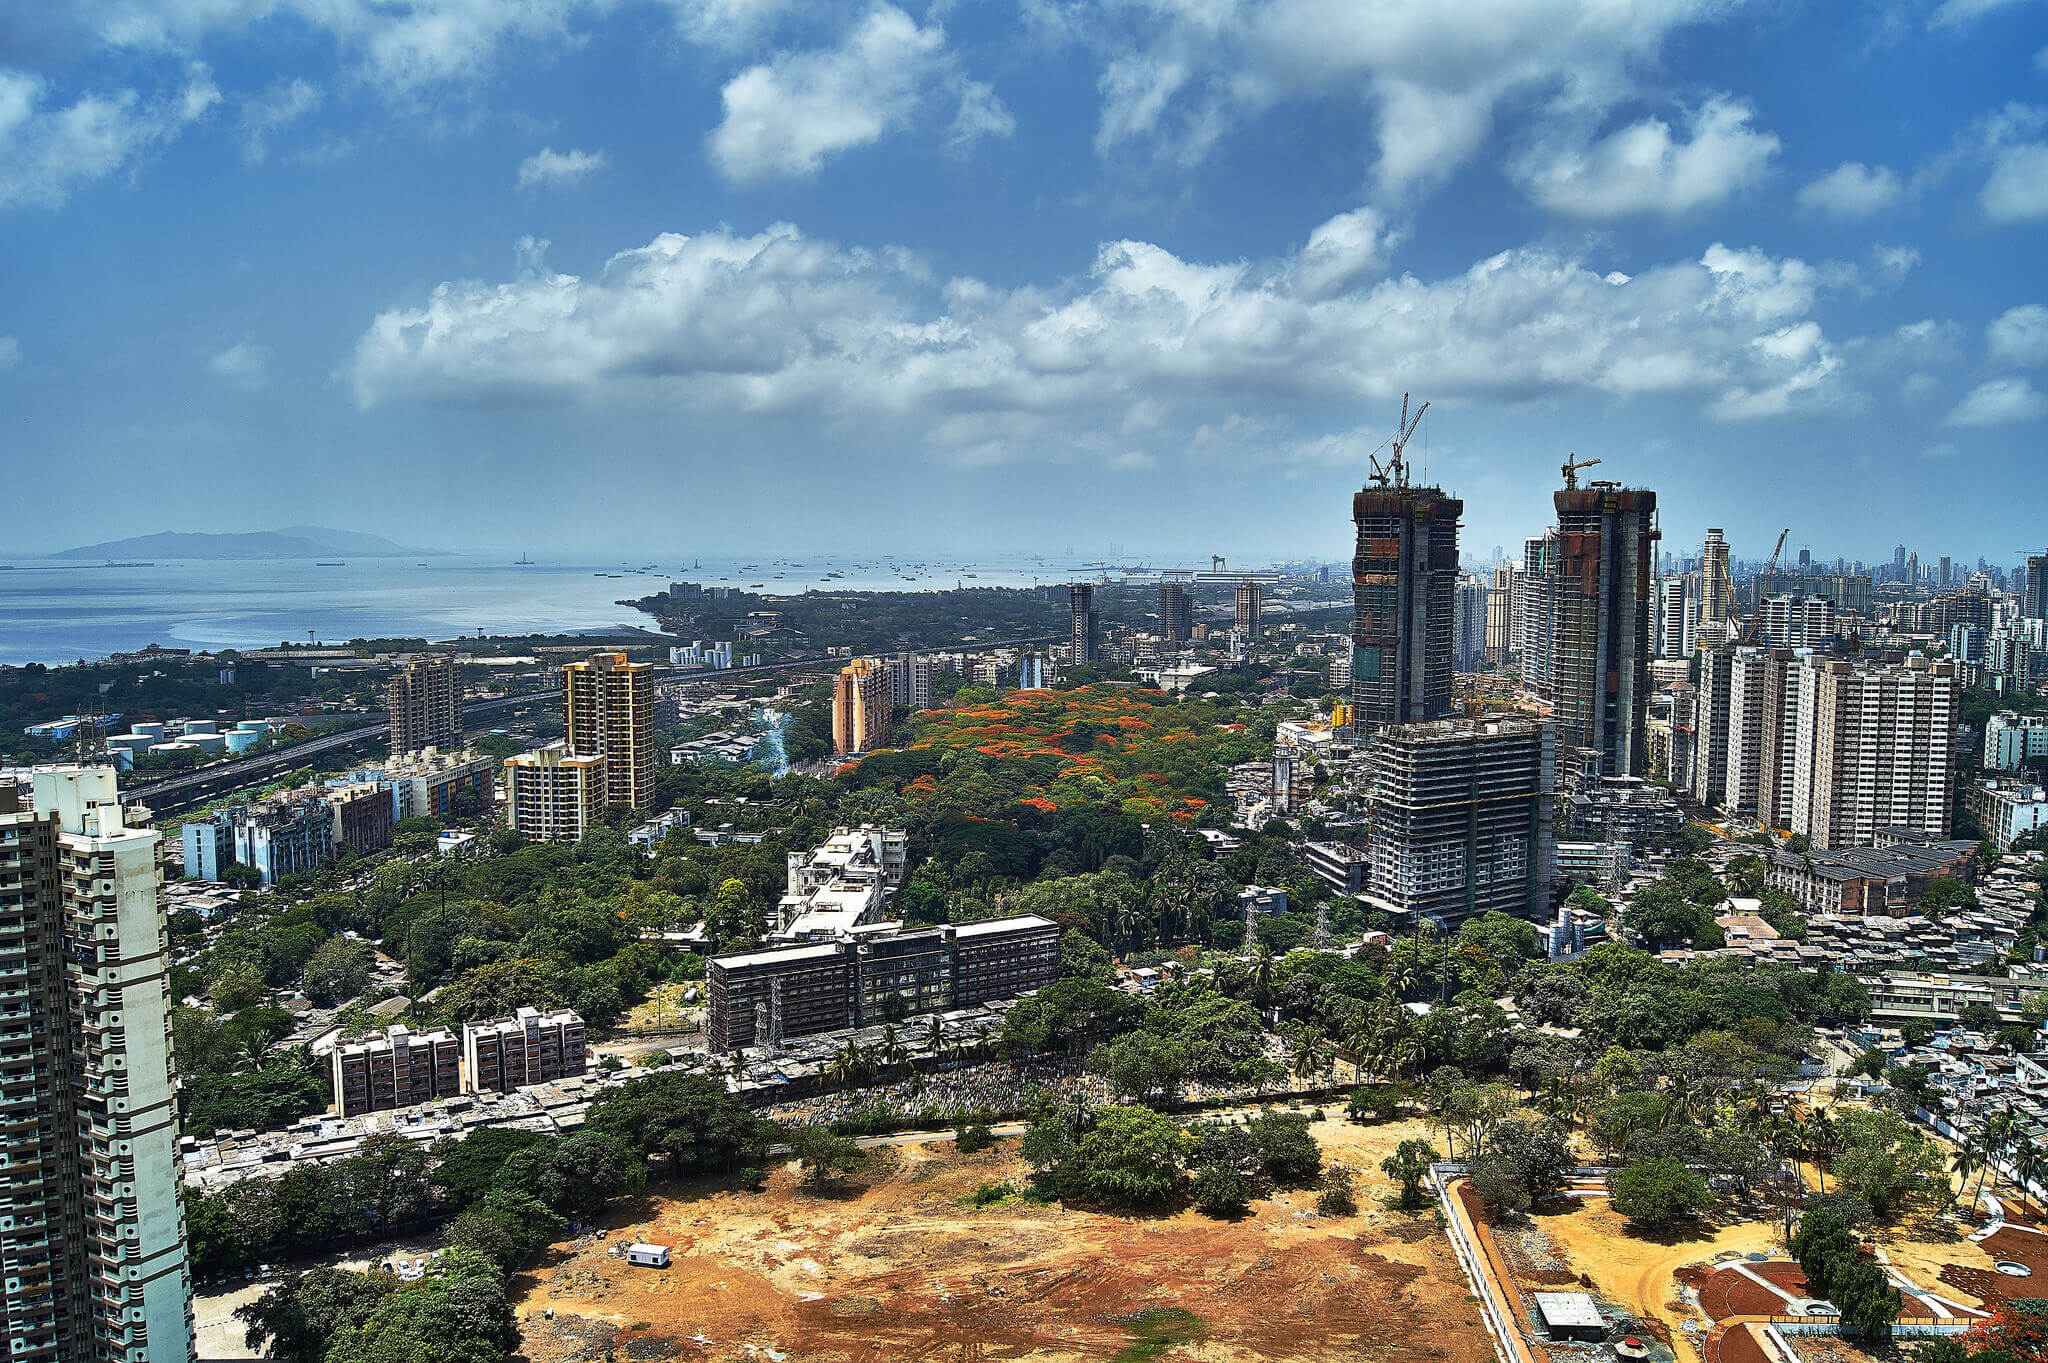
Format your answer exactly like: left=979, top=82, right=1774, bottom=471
left=504, top=741, right=605, bottom=843
left=563, top=651, right=656, bottom=813
left=832, top=658, right=890, bottom=755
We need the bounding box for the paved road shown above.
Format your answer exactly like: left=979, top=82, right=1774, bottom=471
left=124, top=690, right=557, bottom=813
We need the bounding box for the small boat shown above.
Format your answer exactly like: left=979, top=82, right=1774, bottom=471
left=317, top=561, right=346, bottom=567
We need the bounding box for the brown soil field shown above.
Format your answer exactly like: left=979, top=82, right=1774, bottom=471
left=513, top=1115, right=1497, bottom=1363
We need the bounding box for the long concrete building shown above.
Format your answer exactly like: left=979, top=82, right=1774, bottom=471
left=707, top=915, right=1060, bottom=1051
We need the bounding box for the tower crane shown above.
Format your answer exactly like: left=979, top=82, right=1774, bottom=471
left=1736, top=528, right=1791, bottom=646
left=1561, top=453, right=1602, bottom=490
left=1368, top=393, right=1428, bottom=488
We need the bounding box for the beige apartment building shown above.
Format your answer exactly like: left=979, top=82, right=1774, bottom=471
left=563, top=651, right=657, bottom=812
left=1793, top=653, right=1958, bottom=849
left=461, top=1007, right=587, bottom=1094
left=504, top=741, right=606, bottom=843
left=831, top=657, right=889, bottom=755
left=385, top=655, right=463, bottom=756
left=330, top=1023, right=462, bottom=1118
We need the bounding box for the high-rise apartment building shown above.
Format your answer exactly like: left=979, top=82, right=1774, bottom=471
left=563, top=651, right=656, bottom=813
left=1453, top=575, right=1489, bottom=671
left=1701, top=529, right=1733, bottom=636
left=0, top=769, right=193, bottom=1363
left=884, top=653, right=935, bottom=710
left=831, top=657, right=890, bottom=755
left=1516, top=533, right=1556, bottom=692
left=1018, top=654, right=1048, bottom=689
left=1361, top=716, right=1557, bottom=924
left=1235, top=581, right=1264, bottom=639
left=504, top=741, right=605, bottom=843
left=1068, top=584, right=1099, bottom=663
left=1792, top=653, right=1958, bottom=849
left=1690, top=644, right=1736, bottom=804
left=1550, top=484, right=1657, bottom=776
left=1726, top=648, right=1804, bottom=828
left=1485, top=562, right=1517, bottom=666
left=1157, top=581, right=1192, bottom=645
left=2026, top=555, right=2048, bottom=621
left=1351, top=484, right=1462, bottom=728
left=1657, top=575, right=1694, bottom=659
left=385, top=656, right=463, bottom=756
left=1760, top=594, right=1835, bottom=649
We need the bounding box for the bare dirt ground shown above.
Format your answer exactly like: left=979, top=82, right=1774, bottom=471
left=513, top=1115, right=1497, bottom=1363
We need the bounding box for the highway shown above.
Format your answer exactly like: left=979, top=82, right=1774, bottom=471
left=122, top=689, right=559, bottom=814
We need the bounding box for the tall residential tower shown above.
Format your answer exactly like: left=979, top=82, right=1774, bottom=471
left=0, top=769, right=193, bottom=1363
left=385, top=656, right=463, bottom=756
left=1550, top=483, right=1657, bottom=776
left=1351, top=483, right=1462, bottom=729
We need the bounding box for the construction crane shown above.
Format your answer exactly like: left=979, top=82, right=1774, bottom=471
left=1736, top=528, right=1791, bottom=646
left=1211, top=554, right=1226, bottom=572
left=1368, top=393, right=1428, bottom=488
left=1561, top=453, right=1602, bottom=490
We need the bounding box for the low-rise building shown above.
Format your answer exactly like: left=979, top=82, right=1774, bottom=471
left=1766, top=836, right=1978, bottom=914
left=1967, top=778, right=2048, bottom=851
left=627, top=808, right=692, bottom=849
left=707, top=915, right=1060, bottom=1051
left=1301, top=840, right=1369, bottom=896
left=462, top=1008, right=587, bottom=1094
left=331, top=1023, right=462, bottom=1117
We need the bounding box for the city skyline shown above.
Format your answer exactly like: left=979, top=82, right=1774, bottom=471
left=4, top=2, right=2046, bottom=559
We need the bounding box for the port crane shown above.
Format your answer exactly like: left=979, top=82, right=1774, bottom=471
left=1368, top=393, right=1428, bottom=488
left=1560, top=453, right=1602, bottom=490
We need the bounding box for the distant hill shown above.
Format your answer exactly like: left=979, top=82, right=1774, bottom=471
left=54, top=527, right=447, bottom=560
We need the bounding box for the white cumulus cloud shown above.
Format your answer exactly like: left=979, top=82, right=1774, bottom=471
left=1989, top=304, right=2048, bottom=367
left=0, top=64, right=218, bottom=210
left=1073, top=0, right=1747, bottom=200
left=347, top=212, right=1883, bottom=468
left=1947, top=376, right=2048, bottom=426
left=1515, top=95, right=1780, bottom=218
left=1796, top=161, right=1904, bottom=219
left=1982, top=141, right=2048, bottom=221
left=707, top=6, right=952, bottom=184
left=517, top=146, right=608, bottom=190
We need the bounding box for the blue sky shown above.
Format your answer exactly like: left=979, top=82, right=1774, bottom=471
left=4, top=0, right=2046, bottom=569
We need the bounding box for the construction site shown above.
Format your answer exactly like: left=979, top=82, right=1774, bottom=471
left=1438, top=1163, right=2042, bottom=1363
left=512, top=1114, right=1497, bottom=1363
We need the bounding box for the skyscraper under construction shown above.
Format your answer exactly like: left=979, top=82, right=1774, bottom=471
left=1550, top=482, right=1658, bottom=776
left=1350, top=396, right=1461, bottom=731
left=1350, top=488, right=1462, bottom=729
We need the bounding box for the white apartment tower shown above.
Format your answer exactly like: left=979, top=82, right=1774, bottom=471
left=1725, top=648, right=1805, bottom=828
left=0, top=768, right=193, bottom=1363
left=1792, top=654, right=1958, bottom=849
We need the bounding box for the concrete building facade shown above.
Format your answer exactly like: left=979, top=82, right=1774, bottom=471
left=0, top=769, right=194, bottom=1363
left=461, top=1008, right=587, bottom=1095
left=504, top=741, right=605, bottom=843
left=385, top=656, right=463, bottom=756
left=1350, top=484, right=1462, bottom=729
left=831, top=658, right=890, bottom=755
left=1362, top=715, right=1557, bottom=924
left=1550, top=484, right=1656, bottom=776
left=331, top=1023, right=461, bottom=1118
left=563, top=651, right=657, bottom=813
left=1792, top=653, right=1959, bottom=849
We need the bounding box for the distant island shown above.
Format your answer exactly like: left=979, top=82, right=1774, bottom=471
left=54, top=526, right=448, bottom=560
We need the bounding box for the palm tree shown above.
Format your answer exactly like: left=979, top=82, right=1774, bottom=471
left=876, top=1026, right=909, bottom=1071
left=1806, top=1107, right=1843, bottom=1193
left=919, top=1015, right=948, bottom=1063
left=1247, top=944, right=1276, bottom=1004
left=1953, top=1136, right=1985, bottom=1214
